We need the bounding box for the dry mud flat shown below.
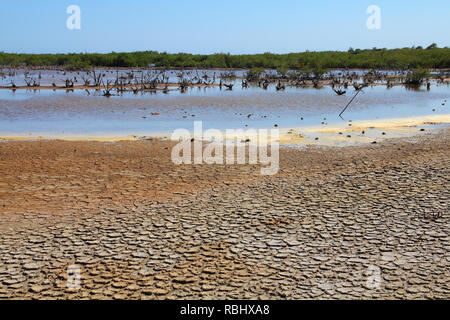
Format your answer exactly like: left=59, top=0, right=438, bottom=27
left=0, top=132, right=449, bottom=299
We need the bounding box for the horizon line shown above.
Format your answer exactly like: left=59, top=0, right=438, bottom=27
left=1, top=44, right=448, bottom=56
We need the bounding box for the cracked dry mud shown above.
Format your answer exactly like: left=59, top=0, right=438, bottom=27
left=0, top=132, right=449, bottom=299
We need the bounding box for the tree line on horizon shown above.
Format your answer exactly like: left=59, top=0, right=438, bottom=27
left=0, top=45, right=449, bottom=70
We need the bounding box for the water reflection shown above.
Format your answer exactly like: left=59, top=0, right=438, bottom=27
left=0, top=77, right=448, bottom=141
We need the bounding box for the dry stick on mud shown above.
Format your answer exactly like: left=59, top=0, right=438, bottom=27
left=24, top=78, right=32, bottom=87
left=81, top=75, right=90, bottom=86
left=339, top=85, right=366, bottom=118
left=224, top=83, right=233, bottom=90
left=102, top=80, right=113, bottom=97
left=333, top=87, right=346, bottom=95
left=64, top=78, right=74, bottom=88
left=91, top=69, right=104, bottom=87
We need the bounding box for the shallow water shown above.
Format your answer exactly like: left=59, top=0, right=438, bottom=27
left=0, top=68, right=246, bottom=87
left=0, top=76, right=449, bottom=144
left=0, top=67, right=426, bottom=87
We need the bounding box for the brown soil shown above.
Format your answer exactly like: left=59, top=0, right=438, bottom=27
left=0, top=134, right=448, bottom=217
left=0, top=132, right=448, bottom=299
left=0, top=140, right=263, bottom=216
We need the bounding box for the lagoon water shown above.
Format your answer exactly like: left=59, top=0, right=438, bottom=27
left=0, top=75, right=449, bottom=143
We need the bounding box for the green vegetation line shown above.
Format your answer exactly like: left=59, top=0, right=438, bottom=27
left=1, top=45, right=449, bottom=70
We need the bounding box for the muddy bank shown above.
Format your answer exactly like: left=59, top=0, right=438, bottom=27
left=0, top=131, right=448, bottom=299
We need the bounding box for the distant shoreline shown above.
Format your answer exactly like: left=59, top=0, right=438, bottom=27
left=1, top=47, right=449, bottom=70
left=1, top=66, right=450, bottom=72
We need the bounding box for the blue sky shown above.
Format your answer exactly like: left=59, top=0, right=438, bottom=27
left=0, top=0, right=449, bottom=54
